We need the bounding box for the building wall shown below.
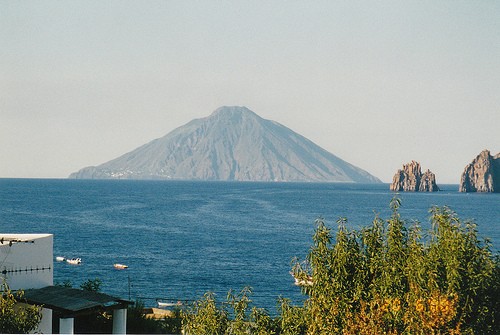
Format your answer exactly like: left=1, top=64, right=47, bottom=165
left=0, top=234, right=53, bottom=290
left=0, top=234, right=54, bottom=334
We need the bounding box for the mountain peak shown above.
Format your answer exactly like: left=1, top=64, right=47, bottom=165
left=69, top=107, right=381, bottom=183
left=209, top=106, right=260, bottom=122
left=212, top=105, right=252, bottom=115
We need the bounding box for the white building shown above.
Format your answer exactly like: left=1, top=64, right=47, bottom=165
left=0, top=234, right=53, bottom=333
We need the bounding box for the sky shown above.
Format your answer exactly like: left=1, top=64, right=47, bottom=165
left=1, top=1, right=499, bottom=183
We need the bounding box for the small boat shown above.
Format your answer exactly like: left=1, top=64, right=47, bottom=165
left=66, top=258, right=82, bottom=265
left=293, top=276, right=313, bottom=287
left=157, top=300, right=182, bottom=308
left=290, top=272, right=313, bottom=286
left=56, top=256, right=66, bottom=262
left=113, top=263, right=129, bottom=270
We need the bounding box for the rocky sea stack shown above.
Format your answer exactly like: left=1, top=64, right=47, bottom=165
left=459, top=149, right=500, bottom=192
left=69, top=106, right=381, bottom=183
left=390, top=161, right=439, bottom=192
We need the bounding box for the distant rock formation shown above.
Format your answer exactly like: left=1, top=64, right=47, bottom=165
left=390, top=161, right=439, bottom=192
left=69, top=106, right=381, bottom=183
left=459, top=150, right=500, bottom=192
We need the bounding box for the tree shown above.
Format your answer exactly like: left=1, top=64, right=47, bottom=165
left=80, top=277, right=102, bottom=292
left=292, top=201, right=500, bottom=334
left=182, top=292, right=228, bottom=335
left=0, top=282, right=42, bottom=334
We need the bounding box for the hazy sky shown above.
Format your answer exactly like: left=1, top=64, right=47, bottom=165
left=1, top=1, right=499, bottom=183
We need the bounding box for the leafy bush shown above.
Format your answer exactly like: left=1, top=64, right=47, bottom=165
left=0, top=282, right=42, bottom=334
left=126, top=300, right=162, bottom=334
left=80, top=277, right=103, bottom=292
left=125, top=299, right=182, bottom=334
left=183, top=199, right=500, bottom=334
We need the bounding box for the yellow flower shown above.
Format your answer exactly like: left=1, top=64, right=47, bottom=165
left=415, top=299, right=424, bottom=313
left=390, top=298, right=401, bottom=313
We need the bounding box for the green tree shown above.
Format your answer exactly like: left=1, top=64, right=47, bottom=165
left=0, top=282, right=42, bottom=334
left=294, top=201, right=500, bottom=334
left=182, top=292, right=228, bottom=335
left=182, top=288, right=279, bottom=335
left=126, top=300, right=182, bottom=334
left=80, top=277, right=102, bottom=292
left=277, top=297, right=307, bottom=335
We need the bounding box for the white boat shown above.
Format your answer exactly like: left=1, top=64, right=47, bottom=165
left=290, top=272, right=313, bottom=286
left=113, top=263, right=129, bottom=270
left=66, top=258, right=81, bottom=265
left=157, top=300, right=182, bottom=308
left=293, top=276, right=313, bottom=287
left=56, top=256, right=66, bottom=262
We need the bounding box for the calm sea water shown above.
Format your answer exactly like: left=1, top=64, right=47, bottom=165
left=1, top=179, right=499, bottom=312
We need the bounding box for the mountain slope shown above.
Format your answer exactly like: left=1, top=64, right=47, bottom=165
left=69, top=106, right=381, bottom=183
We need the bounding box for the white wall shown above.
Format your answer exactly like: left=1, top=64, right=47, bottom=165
left=0, top=234, right=53, bottom=290
left=0, top=234, right=54, bottom=334
left=38, top=308, right=53, bottom=334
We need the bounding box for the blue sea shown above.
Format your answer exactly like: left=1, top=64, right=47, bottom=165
left=1, top=179, right=499, bottom=312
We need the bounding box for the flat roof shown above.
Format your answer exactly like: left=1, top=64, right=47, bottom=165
left=0, top=233, right=52, bottom=239
left=23, top=286, right=132, bottom=316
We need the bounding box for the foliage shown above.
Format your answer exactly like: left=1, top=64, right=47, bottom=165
left=277, top=297, right=308, bottom=335
left=80, top=277, right=103, bottom=292
left=126, top=300, right=183, bottom=334
left=183, top=199, right=500, bottom=334
left=0, top=282, right=42, bottom=334
left=292, top=198, right=500, bottom=334
left=182, top=292, right=229, bottom=334
left=55, top=279, right=73, bottom=287
left=182, top=288, right=285, bottom=335
left=127, top=300, right=163, bottom=334
left=159, top=307, right=183, bottom=334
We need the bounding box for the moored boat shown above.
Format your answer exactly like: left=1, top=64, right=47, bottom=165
left=66, top=257, right=82, bottom=265
left=290, top=271, right=313, bottom=287
left=157, top=300, right=182, bottom=308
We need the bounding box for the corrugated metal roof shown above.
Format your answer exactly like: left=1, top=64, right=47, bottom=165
left=23, top=286, right=131, bottom=314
